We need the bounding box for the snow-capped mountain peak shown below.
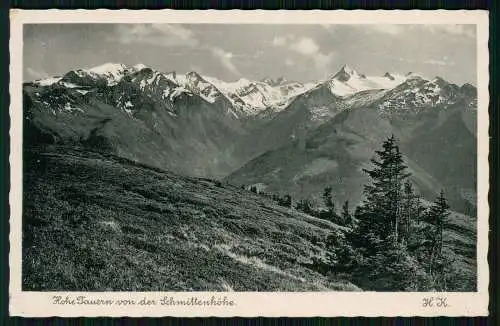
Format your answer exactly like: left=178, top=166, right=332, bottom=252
left=324, top=65, right=407, bottom=97
left=31, top=76, right=63, bottom=86
left=431, top=76, right=450, bottom=86
left=332, top=64, right=361, bottom=82
left=184, top=72, right=202, bottom=86
left=405, top=72, right=427, bottom=80
left=261, top=77, right=274, bottom=85
left=275, top=77, right=288, bottom=85
left=131, top=63, right=148, bottom=72
left=59, top=62, right=129, bottom=86
left=87, top=62, right=127, bottom=75
left=87, top=63, right=128, bottom=85
left=186, top=71, right=203, bottom=79
left=261, top=76, right=289, bottom=86
left=235, top=78, right=252, bottom=87
left=375, top=73, right=471, bottom=114
left=384, top=72, right=395, bottom=80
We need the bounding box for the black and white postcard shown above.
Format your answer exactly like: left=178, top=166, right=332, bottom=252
left=9, top=9, right=489, bottom=317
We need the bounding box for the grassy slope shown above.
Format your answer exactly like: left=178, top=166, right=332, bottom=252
left=22, top=146, right=359, bottom=291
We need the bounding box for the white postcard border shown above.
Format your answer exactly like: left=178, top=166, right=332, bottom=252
left=9, top=9, right=490, bottom=317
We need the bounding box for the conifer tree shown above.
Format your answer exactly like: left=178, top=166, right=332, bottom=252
left=281, top=194, right=292, bottom=208
left=341, top=200, right=353, bottom=227
left=323, top=186, right=337, bottom=222
left=401, top=181, right=420, bottom=243
left=354, top=134, right=411, bottom=249
left=295, top=198, right=313, bottom=215
left=425, top=190, right=450, bottom=287
left=339, top=135, right=433, bottom=290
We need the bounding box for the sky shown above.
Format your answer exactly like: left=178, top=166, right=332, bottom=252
left=23, top=24, right=477, bottom=85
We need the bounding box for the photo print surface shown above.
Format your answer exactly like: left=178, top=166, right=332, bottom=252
left=22, top=23, right=478, bottom=292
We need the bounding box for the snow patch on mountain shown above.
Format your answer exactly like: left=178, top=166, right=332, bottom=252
left=205, top=76, right=314, bottom=114
left=343, top=89, right=388, bottom=108
left=60, top=82, right=80, bottom=89
left=26, top=62, right=474, bottom=121
left=88, top=62, right=126, bottom=76
left=76, top=89, right=89, bottom=95
left=309, top=105, right=335, bottom=122
left=85, top=62, right=128, bottom=86
left=33, top=77, right=62, bottom=86
left=170, top=86, right=191, bottom=101
left=406, top=72, right=428, bottom=80
left=131, top=63, right=148, bottom=72
left=326, top=65, right=406, bottom=96
left=376, top=76, right=461, bottom=114
left=63, top=102, right=84, bottom=113
left=327, top=79, right=358, bottom=96
left=164, top=72, right=187, bottom=85
left=123, top=101, right=134, bottom=115
left=261, top=76, right=289, bottom=86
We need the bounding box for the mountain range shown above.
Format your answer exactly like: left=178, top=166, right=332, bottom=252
left=23, top=62, right=477, bottom=215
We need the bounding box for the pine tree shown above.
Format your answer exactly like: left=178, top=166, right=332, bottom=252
left=279, top=194, right=292, bottom=208
left=354, top=135, right=411, bottom=248
left=367, top=235, right=431, bottom=291
left=341, top=200, right=353, bottom=227
left=406, top=194, right=427, bottom=252
left=424, top=190, right=450, bottom=289
left=402, top=181, right=412, bottom=241
left=339, top=135, right=430, bottom=290
left=323, top=186, right=337, bottom=222
left=295, top=198, right=313, bottom=215
left=323, top=187, right=335, bottom=215
left=323, top=186, right=333, bottom=208
left=401, top=181, right=424, bottom=244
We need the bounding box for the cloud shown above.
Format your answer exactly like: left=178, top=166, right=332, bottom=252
left=421, top=24, right=476, bottom=38
left=424, top=58, right=454, bottom=66
left=114, top=24, right=242, bottom=76
left=26, top=67, right=49, bottom=80
left=290, top=37, right=320, bottom=55
left=272, top=35, right=334, bottom=73
left=393, top=56, right=416, bottom=64
left=284, top=58, right=295, bottom=66
left=115, top=24, right=199, bottom=47
left=210, top=47, right=240, bottom=76
left=272, top=36, right=287, bottom=46
left=315, top=53, right=334, bottom=69
left=369, top=50, right=418, bottom=64
left=152, top=24, right=198, bottom=45
left=373, top=52, right=454, bottom=67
